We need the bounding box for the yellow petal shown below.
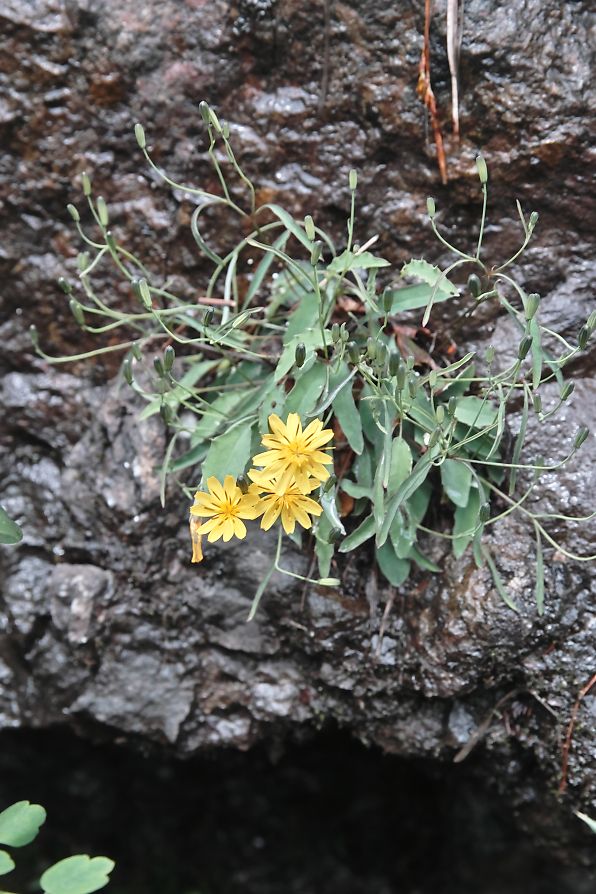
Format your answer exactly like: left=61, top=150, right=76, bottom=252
left=223, top=475, right=240, bottom=501
left=281, top=504, right=296, bottom=534
left=267, top=414, right=286, bottom=438
left=285, top=413, right=301, bottom=440
left=221, top=518, right=236, bottom=542
left=207, top=477, right=226, bottom=502
left=260, top=503, right=281, bottom=530
left=232, top=517, right=247, bottom=539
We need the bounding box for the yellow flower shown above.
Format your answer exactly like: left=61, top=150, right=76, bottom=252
left=248, top=468, right=323, bottom=535
left=190, top=475, right=260, bottom=543
left=252, top=413, right=333, bottom=492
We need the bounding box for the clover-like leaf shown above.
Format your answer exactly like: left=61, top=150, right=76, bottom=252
left=0, top=849, right=15, bottom=875
left=40, top=855, right=115, bottom=894
left=0, top=801, right=46, bottom=847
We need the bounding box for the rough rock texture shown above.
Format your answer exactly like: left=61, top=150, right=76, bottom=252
left=0, top=0, right=595, bottom=887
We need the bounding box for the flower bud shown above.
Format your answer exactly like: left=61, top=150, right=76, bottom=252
left=134, top=122, right=146, bottom=149
left=203, top=306, right=214, bottom=327
left=586, top=310, right=596, bottom=333
left=222, top=122, right=230, bottom=139
left=428, top=370, right=437, bottom=389
left=468, top=273, right=481, bottom=298
left=199, top=101, right=211, bottom=124
left=389, top=354, right=400, bottom=377
left=479, top=502, right=491, bottom=523
left=96, top=195, right=109, bottom=227
left=208, top=107, right=222, bottom=133
left=574, top=426, right=589, bottom=449
left=484, top=345, right=495, bottom=365
left=383, top=288, right=393, bottom=314
left=428, top=428, right=440, bottom=447
left=29, top=324, right=39, bottom=347
left=105, top=230, right=117, bottom=251
left=81, top=171, right=91, bottom=196
left=426, top=196, right=436, bottom=219
left=69, top=298, right=84, bottom=325
left=131, top=343, right=142, bottom=361
left=447, top=396, right=458, bottom=416
left=340, top=323, right=349, bottom=342
left=518, top=335, right=533, bottom=360
left=560, top=381, right=574, bottom=402
left=347, top=341, right=360, bottom=364
left=475, top=154, right=488, bottom=184
left=122, top=356, right=134, bottom=385
left=304, top=215, right=315, bottom=241
left=408, top=375, right=418, bottom=398
left=317, top=577, right=341, bottom=587
left=349, top=169, right=358, bottom=191
left=164, top=345, right=175, bottom=372
left=376, top=343, right=387, bottom=369
left=67, top=203, right=80, bottom=222
left=58, top=276, right=72, bottom=295
left=77, top=251, right=89, bottom=271
left=331, top=322, right=341, bottom=343
left=435, top=404, right=445, bottom=425
left=366, top=337, right=377, bottom=360
left=577, top=325, right=590, bottom=351
left=396, top=365, right=407, bottom=391
left=160, top=402, right=174, bottom=425
left=154, top=357, right=165, bottom=378
left=138, top=278, right=152, bottom=309
left=310, top=240, right=322, bottom=266
left=236, top=474, right=250, bottom=493
left=524, top=292, right=540, bottom=321
left=528, top=211, right=539, bottom=230
left=406, top=355, right=415, bottom=370
left=295, top=342, right=306, bottom=368
left=532, top=393, right=542, bottom=414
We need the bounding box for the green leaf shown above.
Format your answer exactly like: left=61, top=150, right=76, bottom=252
left=40, top=855, right=115, bottom=894
left=377, top=452, right=434, bottom=547
left=261, top=203, right=313, bottom=253
left=452, top=488, right=481, bottom=559
left=384, top=283, right=452, bottom=312
left=482, top=545, right=520, bottom=613
left=191, top=388, right=256, bottom=445
left=283, top=290, right=319, bottom=344
left=453, top=396, right=498, bottom=429
left=509, top=387, right=528, bottom=495
left=0, top=801, right=46, bottom=847
left=0, top=507, right=23, bottom=546
left=401, top=259, right=459, bottom=297
left=376, top=541, right=410, bottom=587
left=410, top=545, right=440, bottom=573
left=285, top=362, right=327, bottom=415
left=340, top=479, right=372, bottom=500
left=314, top=515, right=334, bottom=579
left=389, top=510, right=415, bottom=558
left=387, top=438, right=413, bottom=493
left=320, top=488, right=345, bottom=536
left=576, top=812, right=596, bottom=835
left=339, top=514, right=376, bottom=552
left=327, top=249, right=390, bottom=275
left=274, top=329, right=331, bottom=382
left=530, top=317, right=543, bottom=390
left=440, top=459, right=472, bottom=508
left=138, top=360, right=219, bottom=421
left=201, top=422, right=253, bottom=483
left=0, top=849, right=15, bottom=875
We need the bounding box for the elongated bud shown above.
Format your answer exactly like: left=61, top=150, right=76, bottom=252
left=479, top=502, right=491, bottom=523
left=484, top=345, right=495, bottom=364
left=134, top=122, right=146, bottom=149
left=349, top=169, right=358, bottom=191
left=376, top=343, right=387, bottom=367
left=396, top=365, right=407, bottom=391
left=67, top=203, right=80, bottom=222
left=408, top=375, right=418, bottom=398
left=331, top=322, right=341, bottom=343
left=77, top=251, right=89, bottom=271
left=518, top=335, right=533, bottom=360
left=310, top=240, right=322, bottom=265
left=475, top=155, right=488, bottom=184
left=528, top=211, right=539, bottom=230
left=131, top=342, right=142, bottom=361
left=199, top=101, right=211, bottom=124
left=138, top=278, right=152, bottom=309
left=105, top=230, right=116, bottom=251
left=347, top=341, right=360, bottom=364
left=123, top=356, right=134, bottom=385
left=340, top=323, right=349, bottom=342
left=389, top=354, right=400, bottom=377
left=236, top=474, right=250, bottom=493
left=323, top=475, right=337, bottom=494
left=383, top=288, right=393, bottom=313
left=203, top=306, right=214, bottom=327
left=222, top=121, right=230, bottom=139
left=154, top=357, right=165, bottom=378
left=96, top=195, right=109, bottom=227
left=532, top=393, right=542, bottom=414
left=29, top=324, right=39, bottom=347
left=304, top=215, right=315, bottom=241
left=164, top=345, right=175, bottom=372
left=524, top=292, right=540, bottom=320
left=574, top=425, right=589, bottom=449
left=81, top=171, right=91, bottom=196
left=160, top=402, right=174, bottom=425
left=577, top=325, right=589, bottom=350
left=426, top=196, right=437, bottom=219
left=295, top=342, right=306, bottom=368
left=69, top=298, right=84, bottom=325
left=447, top=396, right=458, bottom=416
left=58, top=276, right=72, bottom=295
left=468, top=273, right=481, bottom=298
left=435, top=404, right=445, bottom=425
left=318, top=577, right=341, bottom=587
left=428, top=428, right=440, bottom=448
left=428, top=370, right=437, bottom=389
left=366, top=337, right=377, bottom=360
left=406, top=355, right=415, bottom=370
left=560, top=381, right=574, bottom=402
left=208, top=107, right=222, bottom=133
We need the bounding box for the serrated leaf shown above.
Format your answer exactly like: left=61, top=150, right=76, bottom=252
left=339, top=514, right=376, bottom=552
left=0, top=849, right=15, bottom=875
left=0, top=801, right=46, bottom=847
left=376, top=541, right=410, bottom=587
left=440, top=459, right=472, bottom=508
left=401, top=259, right=459, bottom=297
left=0, top=507, right=23, bottom=546
left=327, top=249, right=390, bottom=275
left=40, top=855, right=115, bottom=894
left=201, top=423, right=253, bottom=483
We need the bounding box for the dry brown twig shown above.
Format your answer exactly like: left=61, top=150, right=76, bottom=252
left=418, top=0, right=448, bottom=184
left=559, top=673, right=596, bottom=794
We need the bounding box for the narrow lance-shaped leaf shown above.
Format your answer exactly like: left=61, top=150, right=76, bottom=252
left=339, top=514, right=376, bottom=553
left=377, top=452, right=434, bottom=548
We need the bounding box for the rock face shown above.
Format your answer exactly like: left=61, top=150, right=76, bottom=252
left=0, top=0, right=595, bottom=886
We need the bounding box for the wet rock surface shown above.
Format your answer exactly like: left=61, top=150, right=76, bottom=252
left=0, top=0, right=595, bottom=886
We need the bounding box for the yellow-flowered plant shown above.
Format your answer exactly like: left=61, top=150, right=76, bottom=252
left=38, top=102, right=595, bottom=619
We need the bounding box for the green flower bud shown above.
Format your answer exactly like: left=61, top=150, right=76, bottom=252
left=304, top=215, right=315, bottom=241
left=518, top=335, right=533, bottom=360
left=479, top=502, right=491, bottom=523
left=577, top=325, right=590, bottom=351
left=428, top=370, right=437, bottom=389
left=318, top=577, right=341, bottom=587
left=383, top=288, right=393, bottom=314
left=203, top=306, right=214, bottom=327
left=29, top=324, right=39, bottom=347
left=310, top=240, right=322, bottom=266
left=122, top=356, right=134, bottom=385
left=376, top=343, right=387, bottom=367
left=81, top=171, right=91, bottom=196
left=396, top=365, right=407, bottom=391
left=408, top=375, right=418, bottom=398
left=331, top=323, right=341, bottom=343
left=574, top=426, right=589, bottom=449
left=208, top=107, right=222, bottom=134
left=67, top=203, right=80, bottom=222
left=586, top=310, right=596, bottom=333
left=222, top=122, right=230, bottom=139
left=347, top=342, right=360, bottom=364
left=435, top=404, right=445, bottom=425
left=484, top=345, right=495, bottom=364
left=96, top=195, right=109, bottom=227
left=468, top=273, right=481, bottom=298
left=160, top=402, right=174, bottom=425
left=475, top=154, right=488, bottom=184
left=69, top=298, right=84, bottom=325
left=138, top=278, right=152, bottom=309
left=131, top=343, right=142, bottom=361
left=134, top=122, right=146, bottom=149
left=389, top=354, right=400, bottom=377
left=199, top=101, right=211, bottom=124
left=349, top=169, right=358, bottom=191
left=58, top=276, right=72, bottom=295
left=105, top=230, right=116, bottom=251
left=560, top=381, right=574, bottom=402
left=366, top=337, right=377, bottom=360
left=428, top=428, right=440, bottom=447
left=295, top=342, right=306, bottom=368
left=426, top=196, right=436, bottom=219
left=164, top=345, right=175, bottom=372
left=77, top=251, right=89, bottom=271
left=154, top=357, right=165, bottom=378
left=447, top=396, right=458, bottom=416
left=236, top=474, right=250, bottom=493
left=528, top=211, right=539, bottom=230
left=532, top=393, right=542, bottom=414
left=406, top=355, right=415, bottom=370
left=340, top=323, right=349, bottom=342
left=524, top=292, right=540, bottom=321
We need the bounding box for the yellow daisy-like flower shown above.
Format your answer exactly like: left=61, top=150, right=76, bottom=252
left=190, top=475, right=260, bottom=543
left=248, top=468, right=323, bottom=536
left=252, top=413, right=333, bottom=492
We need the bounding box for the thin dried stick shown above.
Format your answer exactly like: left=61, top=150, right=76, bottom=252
left=559, top=673, right=596, bottom=794
left=446, top=0, right=464, bottom=140
left=417, top=0, right=448, bottom=183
